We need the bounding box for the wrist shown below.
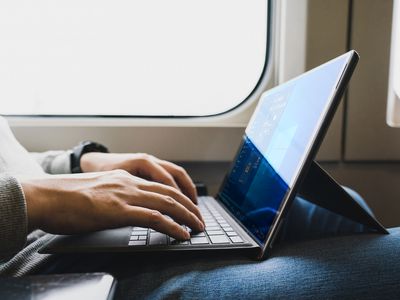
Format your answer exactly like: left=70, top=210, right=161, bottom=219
left=20, top=180, right=43, bottom=231
left=80, top=152, right=108, bottom=173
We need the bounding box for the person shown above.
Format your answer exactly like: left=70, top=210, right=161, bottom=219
left=0, top=115, right=399, bottom=299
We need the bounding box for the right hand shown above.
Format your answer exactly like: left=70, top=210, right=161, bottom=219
left=20, top=170, right=205, bottom=240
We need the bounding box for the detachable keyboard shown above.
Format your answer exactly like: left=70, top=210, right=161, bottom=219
left=128, top=197, right=244, bottom=246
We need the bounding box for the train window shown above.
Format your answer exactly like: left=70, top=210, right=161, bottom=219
left=0, top=0, right=269, bottom=117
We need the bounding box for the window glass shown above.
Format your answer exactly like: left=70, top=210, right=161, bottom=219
left=0, top=0, right=268, bottom=116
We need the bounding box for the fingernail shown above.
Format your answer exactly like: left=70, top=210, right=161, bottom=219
left=184, top=230, right=190, bottom=239
left=181, top=227, right=190, bottom=239
left=198, top=220, right=205, bottom=231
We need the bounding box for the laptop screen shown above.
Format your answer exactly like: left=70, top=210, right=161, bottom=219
left=218, top=53, right=350, bottom=244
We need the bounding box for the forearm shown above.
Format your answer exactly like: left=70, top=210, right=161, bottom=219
left=0, top=174, right=27, bottom=262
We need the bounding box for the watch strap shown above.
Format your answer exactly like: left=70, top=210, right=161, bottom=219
left=70, top=141, right=109, bottom=173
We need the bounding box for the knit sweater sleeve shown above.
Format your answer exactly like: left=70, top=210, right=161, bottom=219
left=30, top=150, right=72, bottom=174
left=0, top=174, right=27, bottom=262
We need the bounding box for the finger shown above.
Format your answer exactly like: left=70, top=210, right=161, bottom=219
left=137, top=160, right=180, bottom=191
left=157, top=160, right=198, bottom=203
left=123, top=206, right=190, bottom=240
left=133, top=191, right=204, bottom=232
left=139, top=181, right=204, bottom=225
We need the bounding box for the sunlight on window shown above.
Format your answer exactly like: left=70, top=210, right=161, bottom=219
left=0, top=0, right=267, bottom=116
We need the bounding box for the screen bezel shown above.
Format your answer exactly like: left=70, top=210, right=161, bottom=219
left=216, top=51, right=359, bottom=258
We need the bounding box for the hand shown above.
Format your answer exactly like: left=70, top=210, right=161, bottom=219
left=20, top=170, right=205, bottom=239
left=81, top=153, right=198, bottom=203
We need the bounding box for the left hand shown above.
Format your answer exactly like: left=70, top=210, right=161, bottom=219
left=80, top=152, right=198, bottom=203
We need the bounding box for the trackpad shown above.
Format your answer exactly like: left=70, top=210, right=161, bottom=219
left=41, top=227, right=131, bottom=253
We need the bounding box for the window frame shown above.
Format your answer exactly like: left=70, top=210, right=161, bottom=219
left=4, top=0, right=274, bottom=126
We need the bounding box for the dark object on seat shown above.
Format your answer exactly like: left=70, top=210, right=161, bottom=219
left=0, top=273, right=116, bottom=300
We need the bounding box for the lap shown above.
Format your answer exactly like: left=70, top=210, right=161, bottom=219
left=124, top=228, right=399, bottom=300
left=58, top=228, right=398, bottom=299
left=38, top=192, right=400, bottom=299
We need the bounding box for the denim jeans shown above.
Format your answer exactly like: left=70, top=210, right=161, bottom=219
left=40, top=189, right=400, bottom=299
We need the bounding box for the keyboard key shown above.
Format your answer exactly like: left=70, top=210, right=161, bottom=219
left=230, top=236, right=244, bottom=243
left=133, top=227, right=147, bottom=230
left=170, top=238, right=189, bottom=245
left=205, top=226, right=220, bottom=231
left=138, top=235, right=147, bottom=240
left=209, top=235, right=230, bottom=244
left=132, top=230, right=148, bottom=235
left=226, top=231, right=238, bottom=237
left=206, top=230, right=225, bottom=236
left=130, top=235, right=139, bottom=240
left=128, top=240, right=146, bottom=246
left=190, top=237, right=209, bottom=244
left=191, top=232, right=206, bottom=237
left=149, top=233, right=168, bottom=245
left=223, top=227, right=234, bottom=232
left=205, top=222, right=218, bottom=227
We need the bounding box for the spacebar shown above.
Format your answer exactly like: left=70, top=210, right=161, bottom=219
left=149, top=232, right=168, bottom=245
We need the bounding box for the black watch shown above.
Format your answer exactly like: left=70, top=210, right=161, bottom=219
left=70, top=141, right=109, bottom=173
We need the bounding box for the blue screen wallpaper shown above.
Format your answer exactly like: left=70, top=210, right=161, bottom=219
left=219, top=136, right=289, bottom=243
